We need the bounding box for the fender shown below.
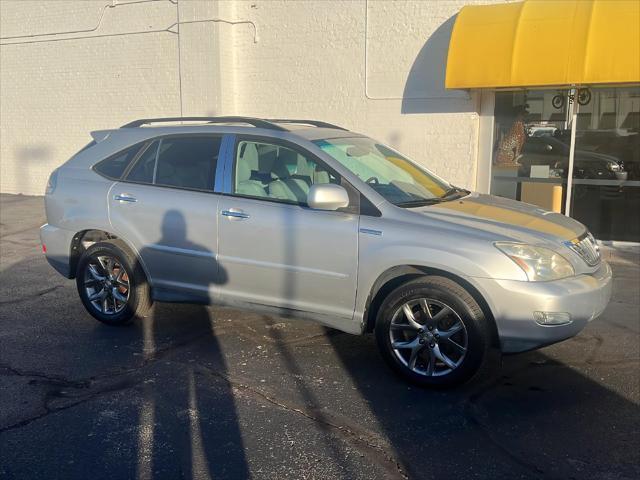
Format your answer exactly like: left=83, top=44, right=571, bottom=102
left=357, top=262, right=500, bottom=345
left=355, top=242, right=502, bottom=335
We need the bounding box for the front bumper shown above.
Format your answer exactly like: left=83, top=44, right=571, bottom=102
left=474, top=261, right=613, bottom=353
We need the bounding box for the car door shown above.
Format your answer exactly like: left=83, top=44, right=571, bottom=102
left=217, top=136, right=360, bottom=320
left=108, top=134, right=225, bottom=303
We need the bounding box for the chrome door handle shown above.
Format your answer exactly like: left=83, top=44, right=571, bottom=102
left=114, top=193, right=137, bottom=203
left=221, top=209, right=250, bottom=220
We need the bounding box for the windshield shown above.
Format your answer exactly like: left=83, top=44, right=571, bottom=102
left=313, top=137, right=463, bottom=206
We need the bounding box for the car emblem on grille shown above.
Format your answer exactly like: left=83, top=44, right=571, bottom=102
left=564, top=233, right=600, bottom=267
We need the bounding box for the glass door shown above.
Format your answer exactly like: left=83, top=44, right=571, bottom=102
left=491, top=89, right=573, bottom=214
left=568, top=87, right=640, bottom=242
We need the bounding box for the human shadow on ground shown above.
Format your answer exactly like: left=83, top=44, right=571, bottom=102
left=130, top=210, right=247, bottom=480
left=0, top=210, right=249, bottom=480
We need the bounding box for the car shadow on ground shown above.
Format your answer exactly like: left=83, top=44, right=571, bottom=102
left=326, top=328, right=640, bottom=479
left=2, top=280, right=638, bottom=479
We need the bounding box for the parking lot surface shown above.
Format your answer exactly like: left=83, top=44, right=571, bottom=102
left=1, top=193, right=639, bottom=480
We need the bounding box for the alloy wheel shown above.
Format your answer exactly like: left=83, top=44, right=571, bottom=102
left=389, top=298, right=468, bottom=377
left=83, top=254, right=130, bottom=315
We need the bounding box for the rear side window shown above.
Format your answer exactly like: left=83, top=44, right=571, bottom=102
left=126, top=141, right=159, bottom=184
left=155, top=137, right=221, bottom=191
left=94, top=145, right=140, bottom=179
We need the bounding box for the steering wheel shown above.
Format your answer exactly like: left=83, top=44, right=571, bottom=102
left=365, top=176, right=379, bottom=185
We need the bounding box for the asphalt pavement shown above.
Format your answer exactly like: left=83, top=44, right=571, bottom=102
left=1, top=193, right=639, bottom=480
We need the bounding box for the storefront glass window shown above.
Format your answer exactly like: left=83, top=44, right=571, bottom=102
left=490, top=87, right=640, bottom=242
left=491, top=90, right=571, bottom=214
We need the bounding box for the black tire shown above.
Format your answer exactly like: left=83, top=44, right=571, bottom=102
left=375, top=276, right=492, bottom=388
left=76, top=239, right=152, bottom=326
left=552, top=94, right=565, bottom=109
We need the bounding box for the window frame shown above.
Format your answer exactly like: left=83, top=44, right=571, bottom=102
left=227, top=134, right=361, bottom=214
left=122, top=140, right=159, bottom=185
left=118, top=133, right=224, bottom=194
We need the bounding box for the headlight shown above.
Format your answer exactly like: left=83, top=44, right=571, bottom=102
left=606, top=162, right=622, bottom=172
left=495, top=243, right=574, bottom=281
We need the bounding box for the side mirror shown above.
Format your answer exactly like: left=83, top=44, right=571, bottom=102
left=307, top=184, right=349, bottom=211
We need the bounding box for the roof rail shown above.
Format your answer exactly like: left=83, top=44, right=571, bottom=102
left=121, top=116, right=287, bottom=131
left=267, top=119, right=347, bottom=130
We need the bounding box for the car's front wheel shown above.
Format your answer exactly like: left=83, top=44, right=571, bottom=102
left=375, top=276, right=492, bottom=388
left=76, top=239, right=151, bottom=325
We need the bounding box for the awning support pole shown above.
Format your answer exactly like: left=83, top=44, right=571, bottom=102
left=564, top=89, right=579, bottom=217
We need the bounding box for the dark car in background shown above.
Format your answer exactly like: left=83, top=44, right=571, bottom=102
left=579, top=131, right=640, bottom=180
left=518, top=136, right=625, bottom=180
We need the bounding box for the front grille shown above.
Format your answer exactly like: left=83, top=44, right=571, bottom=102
left=566, top=233, right=600, bottom=266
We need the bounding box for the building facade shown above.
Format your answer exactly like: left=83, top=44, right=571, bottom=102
left=1, top=0, right=638, bottom=241
left=1, top=0, right=493, bottom=195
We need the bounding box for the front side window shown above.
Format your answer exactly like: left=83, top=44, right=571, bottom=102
left=313, top=137, right=458, bottom=207
left=233, top=140, right=337, bottom=204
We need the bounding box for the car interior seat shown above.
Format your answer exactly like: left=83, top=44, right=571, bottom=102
left=176, top=158, right=209, bottom=189
left=294, top=153, right=331, bottom=185
left=155, top=162, right=176, bottom=186
left=255, top=145, right=278, bottom=186
left=236, top=145, right=267, bottom=197
left=268, top=153, right=310, bottom=203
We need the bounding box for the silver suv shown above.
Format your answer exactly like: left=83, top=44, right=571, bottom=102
left=40, top=117, right=612, bottom=387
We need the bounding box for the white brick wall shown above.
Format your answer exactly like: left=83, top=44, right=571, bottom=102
left=0, top=0, right=505, bottom=195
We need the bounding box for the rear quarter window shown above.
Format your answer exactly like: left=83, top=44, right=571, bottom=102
left=94, top=144, right=143, bottom=180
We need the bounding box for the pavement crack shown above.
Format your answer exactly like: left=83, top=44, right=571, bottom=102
left=462, top=400, right=545, bottom=478
left=2, top=351, right=409, bottom=480
left=0, top=285, right=65, bottom=305
left=0, top=331, right=212, bottom=433
left=0, top=363, right=89, bottom=388
left=191, top=362, right=409, bottom=479
left=0, top=375, right=143, bottom=433
left=460, top=369, right=547, bottom=478
left=87, top=328, right=215, bottom=381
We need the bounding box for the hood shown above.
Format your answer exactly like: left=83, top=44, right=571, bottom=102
left=413, top=193, right=585, bottom=243
left=575, top=149, right=621, bottom=165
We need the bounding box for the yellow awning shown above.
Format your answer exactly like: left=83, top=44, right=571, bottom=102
left=445, top=0, right=640, bottom=89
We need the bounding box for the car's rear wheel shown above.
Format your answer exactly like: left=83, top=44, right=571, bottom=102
left=375, top=276, right=491, bottom=388
left=76, top=240, right=151, bottom=325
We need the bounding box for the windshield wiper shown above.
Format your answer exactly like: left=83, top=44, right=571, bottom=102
left=440, top=186, right=469, bottom=200
left=396, top=198, right=443, bottom=208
